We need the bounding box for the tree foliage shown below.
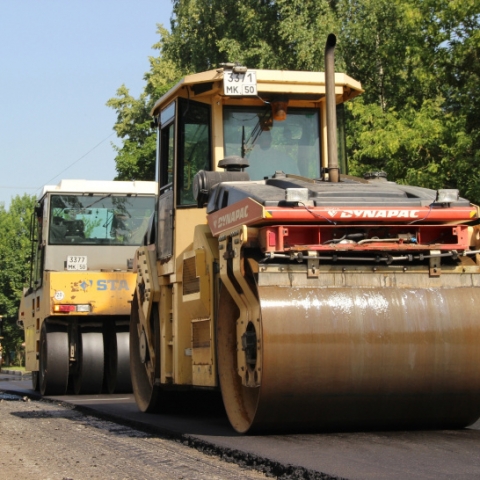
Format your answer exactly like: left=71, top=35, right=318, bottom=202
left=162, top=0, right=338, bottom=72
left=0, top=194, right=36, bottom=364
left=108, top=0, right=480, bottom=204
left=106, top=25, right=181, bottom=181
left=343, top=0, right=480, bottom=203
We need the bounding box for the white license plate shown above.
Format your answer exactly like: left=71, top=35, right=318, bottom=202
left=224, top=70, right=257, bottom=96
left=66, top=256, right=87, bottom=271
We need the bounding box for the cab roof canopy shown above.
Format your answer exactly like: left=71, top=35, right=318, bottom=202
left=151, top=68, right=363, bottom=117
left=40, top=179, right=157, bottom=200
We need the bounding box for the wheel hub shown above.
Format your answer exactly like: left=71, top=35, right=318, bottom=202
left=241, top=322, right=257, bottom=368
left=139, top=329, right=147, bottom=364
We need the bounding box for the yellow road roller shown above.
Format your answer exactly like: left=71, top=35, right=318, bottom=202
left=19, top=179, right=156, bottom=396
left=130, top=35, right=480, bottom=433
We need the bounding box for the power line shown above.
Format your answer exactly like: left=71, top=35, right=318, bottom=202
left=0, top=132, right=116, bottom=195
left=0, top=132, right=117, bottom=205
left=0, top=186, right=38, bottom=190
left=41, top=132, right=116, bottom=187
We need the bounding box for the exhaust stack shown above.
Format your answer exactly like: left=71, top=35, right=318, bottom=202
left=325, top=34, right=339, bottom=183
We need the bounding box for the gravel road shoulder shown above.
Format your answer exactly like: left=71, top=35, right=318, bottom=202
left=0, top=392, right=268, bottom=480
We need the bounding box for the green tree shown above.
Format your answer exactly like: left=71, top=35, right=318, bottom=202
left=163, top=0, right=338, bottom=72
left=0, top=194, right=36, bottom=365
left=341, top=0, right=480, bottom=203
left=108, top=1, right=339, bottom=179
left=107, top=25, right=181, bottom=181
left=108, top=0, right=480, bottom=204
left=338, top=0, right=446, bottom=181
left=107, top=86, right=156, bottom=181
left=433, top=0, right=480, bottom=202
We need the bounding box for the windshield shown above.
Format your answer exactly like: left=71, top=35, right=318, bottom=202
left=223, top=107, right=320, bottom=180
left=49, top=194, right=155, bottom=246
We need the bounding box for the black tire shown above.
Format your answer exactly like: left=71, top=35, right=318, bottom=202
left=73, top=330, right=104, bottom=395
left=31, top=370, right=39, bottom=392
left=130, top=295, right=161, bottom=412
left=39, top=321, right=69, bottom=396
left=105, top=327, right=132, bottom=394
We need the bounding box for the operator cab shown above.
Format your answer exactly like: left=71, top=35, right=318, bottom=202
left=150, top=66, right=363, bottom=261
left=28, top=180, right=156, bottom=290
left=151, top=66, right=363, bottom=208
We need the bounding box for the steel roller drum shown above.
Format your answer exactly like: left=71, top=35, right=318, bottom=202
left=219, top=285, right=480, bottom=433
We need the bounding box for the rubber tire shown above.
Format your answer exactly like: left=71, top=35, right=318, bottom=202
left=130, top=295, right=161, bottom=412
left=73, top=330, right=104, bottom=395
left=105, top=329, right=132, bottom=394
left=39, top=321, right=69, bottom=396
left=31, top=371, right=39, bottom=391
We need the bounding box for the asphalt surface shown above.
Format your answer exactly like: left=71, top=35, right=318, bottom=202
left=2, top=372, right=480, bottom=479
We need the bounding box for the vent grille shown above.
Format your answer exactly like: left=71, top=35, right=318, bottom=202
left=183, top=256, right=200, bottom=295
left=192, top=320, right=210, bottom=349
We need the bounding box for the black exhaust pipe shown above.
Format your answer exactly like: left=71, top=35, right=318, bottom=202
left=325, top=34, right=339, bottom=183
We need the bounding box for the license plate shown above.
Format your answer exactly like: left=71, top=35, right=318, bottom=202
left=224, top=70, right=257, bottom=96
left=66, top=255, right=87, bottom=271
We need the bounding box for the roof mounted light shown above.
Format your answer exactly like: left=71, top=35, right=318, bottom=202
left=219, top=62, right=248, bottom=74
left=233, top=65, right=247, bottom=74
left=436, top=189, right=459, bottom=204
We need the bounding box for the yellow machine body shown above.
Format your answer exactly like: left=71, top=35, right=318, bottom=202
left=19, top=179, right=156, bottom=396
left=21, top=270, right=136, bottom=372
left=129, top=53, right=480, bottom=433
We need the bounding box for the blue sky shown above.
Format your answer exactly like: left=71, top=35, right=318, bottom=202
left=0, top=0, right=172, bottom=208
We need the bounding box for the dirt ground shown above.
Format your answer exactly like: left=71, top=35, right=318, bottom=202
left=0, top=392, right=268, bottom=480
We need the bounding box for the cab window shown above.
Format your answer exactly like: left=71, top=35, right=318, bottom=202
left=177, top=99, right=211, bottom=206
left=223, top=107, right=321, bottom=180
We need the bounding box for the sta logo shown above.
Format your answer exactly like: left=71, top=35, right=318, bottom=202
left=78, top=280, right=130, bottom=291
left=97, top=280, right=130, bottom=291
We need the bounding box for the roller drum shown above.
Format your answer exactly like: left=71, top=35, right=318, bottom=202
left=219, top=285, right=480, bottom=433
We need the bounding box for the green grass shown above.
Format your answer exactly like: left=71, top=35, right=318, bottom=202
left=3, top=366, right=27, bottom=371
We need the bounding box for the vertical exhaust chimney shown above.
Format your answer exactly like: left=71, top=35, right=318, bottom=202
left=325, top=34, right=339, bottom=183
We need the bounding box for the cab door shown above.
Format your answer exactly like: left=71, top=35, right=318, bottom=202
left=157, top=102, right=175, bottom=263
left=156, top=98, right=211, bottom=267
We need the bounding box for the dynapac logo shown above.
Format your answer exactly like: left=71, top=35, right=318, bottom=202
left=214, top=206, right=249, bottom=229
left=208, top=198, right=266, bottom=236
left=327, top=209, right=420, bottom=219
